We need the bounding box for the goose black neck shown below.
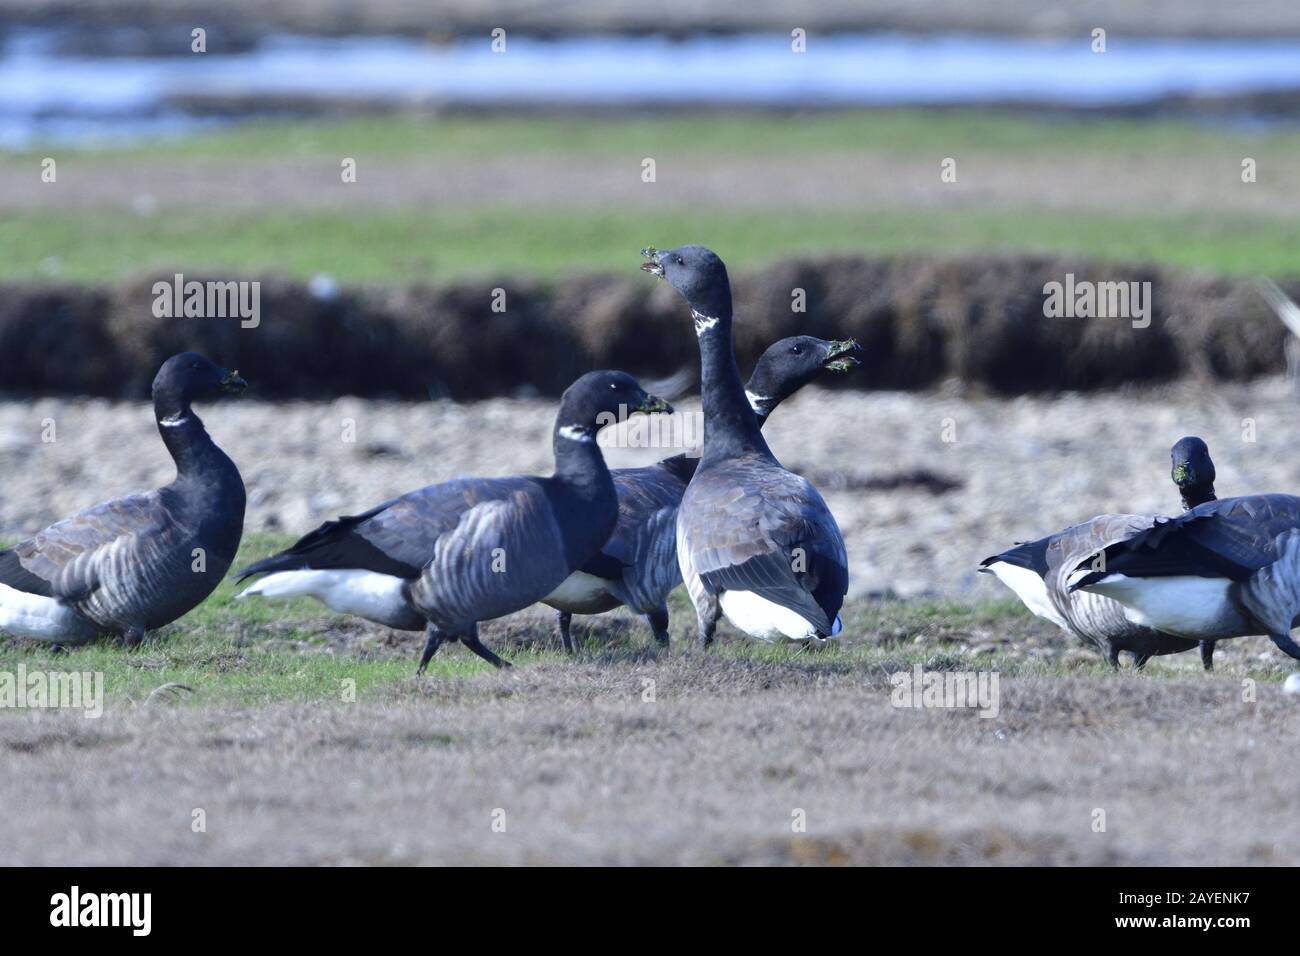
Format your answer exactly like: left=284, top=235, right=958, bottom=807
left=551, top=412, right=613, bottom=494
left=691, top=295, right=770, bottom=463
left=1182, top=483, right=1217, bottom=511
left=154, top=395, right=221, bottom=479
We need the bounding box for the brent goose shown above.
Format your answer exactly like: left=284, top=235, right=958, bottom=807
left=236, top=371, right=670, bottom=670
left=1068, top=493, right=1300, bottom=664
left=980, top=436, right=1218, bottom=669
left=0, top=353, right=247, bottom=645
left=544, top=335, right=860, bottom=650
left=641, top=245, right=848, bottom=645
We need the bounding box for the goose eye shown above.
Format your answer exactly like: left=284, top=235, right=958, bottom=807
left=790, top=346, right=802, bottom=354
left=674, top=256, right=684, bottom=265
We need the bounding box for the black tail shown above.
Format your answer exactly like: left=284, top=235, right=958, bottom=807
left=979, top=534, right=1051, bottom=577
left=233, top=550, right=310, bottom=582
left=234, top=504, right=418, bottom=581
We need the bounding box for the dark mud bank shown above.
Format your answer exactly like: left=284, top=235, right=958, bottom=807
left=0, top=254, right=1290, bottom=399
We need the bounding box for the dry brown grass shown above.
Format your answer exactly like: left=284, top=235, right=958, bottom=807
left=2, top=648, right=1295, bottom=865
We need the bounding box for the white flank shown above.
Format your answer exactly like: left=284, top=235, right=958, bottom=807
left=544, top=571, right=614, bottom=609
left=718, top=589, right=833, bottom=644
left=237, top=570, right=410, bottom=623
left=1082, top=573, right=1234, bottom=639
left=986, top=561, right=1069, bottom=630
left=0, top=582, right=94, bottom=643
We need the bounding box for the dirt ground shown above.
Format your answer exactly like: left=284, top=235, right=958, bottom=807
left=5, top=377, right=1300, bottom=600
left=7, top=150, right=1299, bottom=219
left=2, top=657, right=1295, bottom=865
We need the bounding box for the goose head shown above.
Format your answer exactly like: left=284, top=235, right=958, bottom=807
left=558, top=370, right=672, bottom=439
left=745, top=336, right=861, bottom=418
left=641, top=244, right=732, bottom=322
left=1170, top=435, right=1216, bottom=507
left=153, top=352, right=247, bottom=409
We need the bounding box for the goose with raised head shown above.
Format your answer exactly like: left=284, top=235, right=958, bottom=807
left=981, top=436, right=1219, bottom=669
left=236, top=370, right=670, bottom=670
left=0, top=353, right=247, bottom=645
left=545, top=335, right=860, bottom=650
left=641, top=245, right=848, bottom=646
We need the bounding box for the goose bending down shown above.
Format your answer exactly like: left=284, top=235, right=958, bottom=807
left=544, top=335, right=860, bottom=650
left=980, top=436, right=1218, bottom=669
left=0, top=353, right=247, bottom=645
left=641, top=245, right=849, bottom=645
left=236, top=371, right=670, bottom=670
left=1068, top=493, right=1300, bottom=663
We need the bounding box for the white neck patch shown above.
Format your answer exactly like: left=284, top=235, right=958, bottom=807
left=691, top=309, right=720, bottom=335
left=159, top=413, right=193, bottom=428
left=745, top=390, right=772, bottom=416
left=557, top=424, right=596, bottom=444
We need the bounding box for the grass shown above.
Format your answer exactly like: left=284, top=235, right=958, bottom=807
left=11, top=109, right=1300, bottom=163
left=6, top=109, right=1300, bottom=281
left=0, top=533, right=1285, bottom=715
left=10, top=205, right=1300, bottom=284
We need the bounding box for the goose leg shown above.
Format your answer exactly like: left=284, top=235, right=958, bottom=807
left=1267, top=631, right=1300, bottom=661
left=557, top=611, right=577, bottom=653
left=1200, top=641, right=1215, bottom=671
left=461, top=624, right=512, bottom=669
left=417, top=624, right=448, bottom=675
left=1105, top=646, right=1120, bottom=671
left=123, top=625, right=145, bottom=648
left=1133, top=652, right=1151, bottom=670
left=645, top=605, right=670, bottom=647
left=697, top=594, right=721, bottom=649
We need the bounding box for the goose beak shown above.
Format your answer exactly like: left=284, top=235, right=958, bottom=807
left=220, top=370, right=248, bottom=394
left=821, top=339, right=861, bottom=372
left=640, top=246, right=665, bottom=278
left=636, top=393, right=673, bottom=415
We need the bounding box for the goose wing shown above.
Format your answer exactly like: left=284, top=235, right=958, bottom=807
left=579, top=464, right=689, bottom=581
left=237, top=477, right=524, bottom=580
left=409, top=481, right=570, bottom=625
left=1071, top=494, right=1300, bottom=587
left=0, top=492, right=167, bottom=602
left=681, top=458, right=847, bottom=635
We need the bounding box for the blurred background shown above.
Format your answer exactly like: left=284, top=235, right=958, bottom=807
left=4, top=0, right=1300, bottom=603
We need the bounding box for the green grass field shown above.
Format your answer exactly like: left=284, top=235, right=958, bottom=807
left=6, top=109, right=1300, bottom=283
left=13, top=110, right=1299, bottom=163
left=9, top=205, right=1300, bottom=284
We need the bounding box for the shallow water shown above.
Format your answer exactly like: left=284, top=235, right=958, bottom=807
left=5, top=29, right=1300, bottom=145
